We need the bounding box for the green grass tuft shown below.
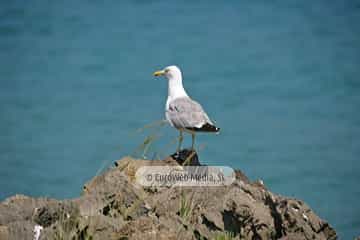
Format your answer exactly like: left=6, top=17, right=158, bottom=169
left=179, top=192, right=194, bottom=221
left=213, top=231, right=235, bottom=240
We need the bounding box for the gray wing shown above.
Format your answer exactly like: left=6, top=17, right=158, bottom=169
left=166, top=97, right=213, bottom=130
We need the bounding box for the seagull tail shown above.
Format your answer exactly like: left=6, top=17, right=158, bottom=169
left=186, top=123, right=220, bottom=133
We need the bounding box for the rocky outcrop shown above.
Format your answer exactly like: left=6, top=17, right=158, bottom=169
left=0, top=150, right=337, bottom=240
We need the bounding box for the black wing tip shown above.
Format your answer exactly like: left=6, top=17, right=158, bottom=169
left=186, top=123, right=220, bottom=133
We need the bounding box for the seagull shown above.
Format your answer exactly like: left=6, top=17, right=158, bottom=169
left=153, top=65, right=220, bottom=152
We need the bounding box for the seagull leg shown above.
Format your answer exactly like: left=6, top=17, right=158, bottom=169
left=177, top=130, right=183, bottom=152
left=191, top=133, right=195, bottom=151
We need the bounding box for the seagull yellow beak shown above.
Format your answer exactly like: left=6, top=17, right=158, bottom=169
left=153, top=70, right=165, bottom=77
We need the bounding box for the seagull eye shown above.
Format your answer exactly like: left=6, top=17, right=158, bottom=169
left=165, top=69, right=169, bottom=73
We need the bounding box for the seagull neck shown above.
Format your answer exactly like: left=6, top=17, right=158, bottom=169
left=168, top=77, right=188, bottom=100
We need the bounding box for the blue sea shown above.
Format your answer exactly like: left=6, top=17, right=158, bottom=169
left=1, top=0, right=359, bottom=238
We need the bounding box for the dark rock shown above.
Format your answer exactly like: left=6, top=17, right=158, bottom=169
left=0, top=155, right=337, bottom=240
left=170, top=148, right=200, bottom=166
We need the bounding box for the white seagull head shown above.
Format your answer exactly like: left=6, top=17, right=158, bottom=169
left=153, top=65, right=188, bottom=99
left=153, top=65, right=182, bottom=81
